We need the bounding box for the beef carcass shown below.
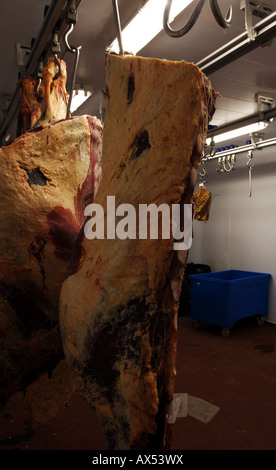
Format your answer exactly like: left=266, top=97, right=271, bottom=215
left=0, top=56, right=102, bottom=405
left=59, top=53, right=217, bottom=450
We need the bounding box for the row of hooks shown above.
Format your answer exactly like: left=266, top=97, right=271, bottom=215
left=217, top=155, right=236, bottom=173
left=163, top=0, right=232, bottom=38
left=199, top=150, right=255, bottom=197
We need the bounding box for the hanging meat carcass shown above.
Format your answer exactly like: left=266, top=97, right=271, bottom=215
left=17, top=77, right=45, bottom=136
left=0, top=57, right=102, bottom=405
left=60, top=53, right=217, bottom=450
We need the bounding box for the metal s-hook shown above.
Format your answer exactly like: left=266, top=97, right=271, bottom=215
left=198, top=157, right=209, bottom=185
left=247, top=149, right=254, bottom=197
left=163, top=0, right=232, bottom=38
left=51, top=31, right=62, bottom=80
left=209, top=0, right=232, bottom=29
left=216, top=154, right=236, bottom=173
left=35, top=60, right=44, bottom=99
left=217, top=156, right=225, bottom=173
left=53, top=54, right=62, bottom=80
left=223, top=154, right=236, bottom=172
left=64, top=23, right=75, bottom=53
left=163, top=0, right=205, bottom=38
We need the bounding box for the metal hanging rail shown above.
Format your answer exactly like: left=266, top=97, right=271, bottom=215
left=205, top=137, right=276, bottom=160
left=197, top=10, right=276, bottom=75
left=0, top=0, right=82, bottom=142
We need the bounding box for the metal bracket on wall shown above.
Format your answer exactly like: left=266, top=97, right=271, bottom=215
left=256, top=93, right=275, bottom=117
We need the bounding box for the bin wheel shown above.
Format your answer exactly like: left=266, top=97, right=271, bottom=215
left=193, top=320, right=200, bottom=329
left=221, top=328, right=230, bottom=337
left=256, top=316, right=265, bottom=327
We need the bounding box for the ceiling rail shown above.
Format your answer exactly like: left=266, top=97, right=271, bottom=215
left=0, top=0, right=82, bottom=143
left=205, top=137, right=276, bottom=160
left=207, top=106, right=276, bottom=140
left=197, top=11, right=276, bottom=75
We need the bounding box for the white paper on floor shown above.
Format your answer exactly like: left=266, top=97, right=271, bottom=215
left=167, top=393, right=220, bottom=424
left=167, top=393, right=188, bottom=424
left=188, top=395, right=220, bottom=423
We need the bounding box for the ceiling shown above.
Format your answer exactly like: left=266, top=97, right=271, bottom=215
left=1, top=0, right=276, bottom=146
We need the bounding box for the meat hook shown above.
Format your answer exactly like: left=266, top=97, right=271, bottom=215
left=209, top=0, right=232, bottom=29
left=163, top=0, right=205, bottom=37
left=35, top=60, right=44, bottom=99
left=198, top=157, right=209, bottom=184
left=53, top=54, right=62, bottom=80
left=63, top=23, right=82, bottom=117
left=223, top=155, right=234, bottom=172
left=216, top=156, right=225, bottom=173
left=247, top=150, right=254, bottom=197
left=163, top=0, right=232, bottom=38
left=50, top=31, right=62, bottom=80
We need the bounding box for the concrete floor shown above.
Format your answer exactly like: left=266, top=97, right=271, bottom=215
left=1, top=315, right=276, bottom=451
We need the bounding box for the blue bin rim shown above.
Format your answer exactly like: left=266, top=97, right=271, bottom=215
left=189, top=269, right=271, bottom=284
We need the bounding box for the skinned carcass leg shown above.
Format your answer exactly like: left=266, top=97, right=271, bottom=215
left=60, top=54, right=217, bottom=450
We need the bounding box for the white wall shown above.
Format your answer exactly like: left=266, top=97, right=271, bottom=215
left=188, top=145, right=276, bottom=323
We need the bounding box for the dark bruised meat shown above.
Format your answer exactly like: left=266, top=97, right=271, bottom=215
left=60, top=53, right=217, bottom=450
left=127, top=74, right=135, bottom=104
left=129, top=129, right=151, bottom=162
left=47, top=207, right=81, bottom=263
left=24, top=167, right=49, bottom=186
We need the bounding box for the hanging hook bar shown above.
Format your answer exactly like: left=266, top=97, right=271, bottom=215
left=209, top=0, right=232, bottom=29
left=163, top=0, right=205, bottom=38
left=112, top=0, right=124, bottom=55
left=163, top=0, right=232, bottom=38
left=63, top=22, right=82, bottom=118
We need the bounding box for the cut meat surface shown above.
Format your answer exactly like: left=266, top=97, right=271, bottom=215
left=60, top=53, right=217, bottom=450
left=0, top=114, right=102, bottom=404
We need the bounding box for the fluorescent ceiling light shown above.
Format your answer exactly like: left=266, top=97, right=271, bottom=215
left=206, top=121, right=269, bottom=146
left=109, top=0, right=193, bottom=55
left=71, top=89, right=92, bottom=113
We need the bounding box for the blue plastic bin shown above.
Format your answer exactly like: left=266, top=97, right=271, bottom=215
left=189, top=270, right=271, bottom=335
